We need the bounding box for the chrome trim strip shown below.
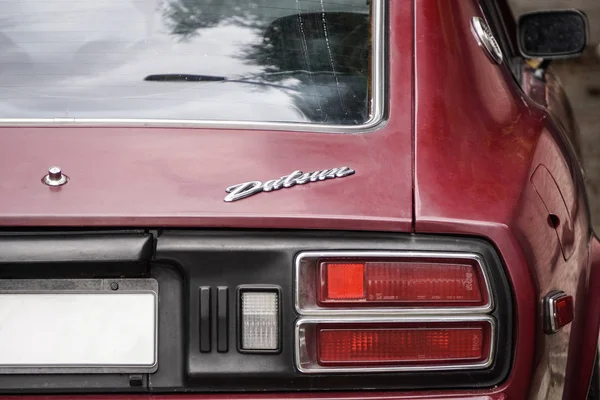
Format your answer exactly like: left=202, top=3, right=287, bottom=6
left=295, top=315, right=496, bottom=374
left=0, top=0, right=385, bottom=134
left=294, top=251, right=495, bottom=316
left=471, top=16, right=503, bottom=64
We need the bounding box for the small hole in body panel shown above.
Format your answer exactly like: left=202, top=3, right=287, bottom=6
left=548, top=213, right=561, bottom=228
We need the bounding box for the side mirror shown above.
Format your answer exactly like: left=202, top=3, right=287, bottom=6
left=517, top=10, right=588, bottom=59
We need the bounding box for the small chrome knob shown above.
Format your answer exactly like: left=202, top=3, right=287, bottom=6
left=43, top=166, right=68, bottom=186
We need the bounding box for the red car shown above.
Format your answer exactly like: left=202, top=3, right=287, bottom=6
left=0, top=0, right=596, bottom=399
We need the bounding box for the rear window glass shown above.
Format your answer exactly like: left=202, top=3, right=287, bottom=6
left=0, top=0, right=380, bottom=127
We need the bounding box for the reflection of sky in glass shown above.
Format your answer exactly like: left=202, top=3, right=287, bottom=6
left=0, top=0, right=370, bottom=124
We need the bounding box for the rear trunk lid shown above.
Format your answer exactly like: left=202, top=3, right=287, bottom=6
left=0, top=0, right=412, bottom=232
left=0, top=122, right=412, bottom=231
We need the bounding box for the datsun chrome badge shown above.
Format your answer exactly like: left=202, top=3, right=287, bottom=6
left=224, top=166, right=355, bottom=202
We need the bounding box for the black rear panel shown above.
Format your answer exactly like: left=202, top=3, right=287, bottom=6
left=0, top=230, right=513, bottom=393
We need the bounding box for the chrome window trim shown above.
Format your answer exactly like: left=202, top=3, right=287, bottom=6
left=294, top=251, right=495, bottom=316
left=0, top=0, right=385, bottom=134
left=295, top=315, right=496, bottom=374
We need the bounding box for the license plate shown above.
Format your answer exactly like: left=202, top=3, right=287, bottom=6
left=0, top=279, right=157, bottom=374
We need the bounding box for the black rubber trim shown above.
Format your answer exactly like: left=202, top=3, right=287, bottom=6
left=0, top=230, right=513, bottom=393
left=0, top=233, right=153, bottom=263
left=199, top=287, right=211, bottom=353
left=217, top=287, right=229, bottom=353
left=148, top=264, right=185, bottom=391
left=155, top=230, right=514, bottom=392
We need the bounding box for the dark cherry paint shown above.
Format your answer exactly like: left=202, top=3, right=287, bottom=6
left=0, top=0, right=598, bottom=400
left=0, top=123, right=412, bottom=231
left=0, top=0, right=412, bottom=232
left=414, top=1, right=598, bottom=400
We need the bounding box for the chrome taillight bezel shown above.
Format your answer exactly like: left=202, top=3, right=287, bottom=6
left=294, top=251, right=494, bottom=315
left=294, top=251, right=498, bottom=374
left=295, top=315, right=496, bottom=374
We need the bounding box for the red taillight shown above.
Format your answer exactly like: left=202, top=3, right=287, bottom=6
left=316, top=322, right=490, bottom=367
left=319, top=260, right=487, bottom=307
left=546, top=291, right=574, bottom=333
left=295, top=252, right=500, bottom=374
left=554, top=295, right=574, bottom=329
left=326, top=263, right=365, bottom=300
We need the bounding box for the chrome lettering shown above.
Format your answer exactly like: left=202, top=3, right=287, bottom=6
left=272, top=176, right=287, bottom=190
left=224, top=166, right=355, bottom=202
left=224, top=181, right=263, bottom=202
left=295, top=172, right=312, bottom=184
left=335, top=166, right=355, bottom=178
left=262, top=179, right=279, bottom=192
left=282, top=170, right=303, bottom=188
left=309, top=170, right=325, bottom=182
left=319, top=168, right=339, bottom=180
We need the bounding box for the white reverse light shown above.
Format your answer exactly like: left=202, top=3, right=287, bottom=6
left=240, top=291, right=279, bottom=351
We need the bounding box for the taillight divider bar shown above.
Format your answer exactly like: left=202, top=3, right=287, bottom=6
left=294, top=251, right=494, bottom=316
left=295, top=315, right=496, bottom=374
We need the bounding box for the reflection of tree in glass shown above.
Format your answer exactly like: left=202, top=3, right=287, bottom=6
left=241, top=12, right=369, bottom=76
left=238, top=12, right=371, bottom=123
left=162, top=0, right=266, bottom=40
left=160, top=0, right=371, bottom=124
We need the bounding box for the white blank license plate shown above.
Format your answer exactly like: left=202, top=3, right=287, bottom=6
left=0, top=279, right=157, bottom=374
